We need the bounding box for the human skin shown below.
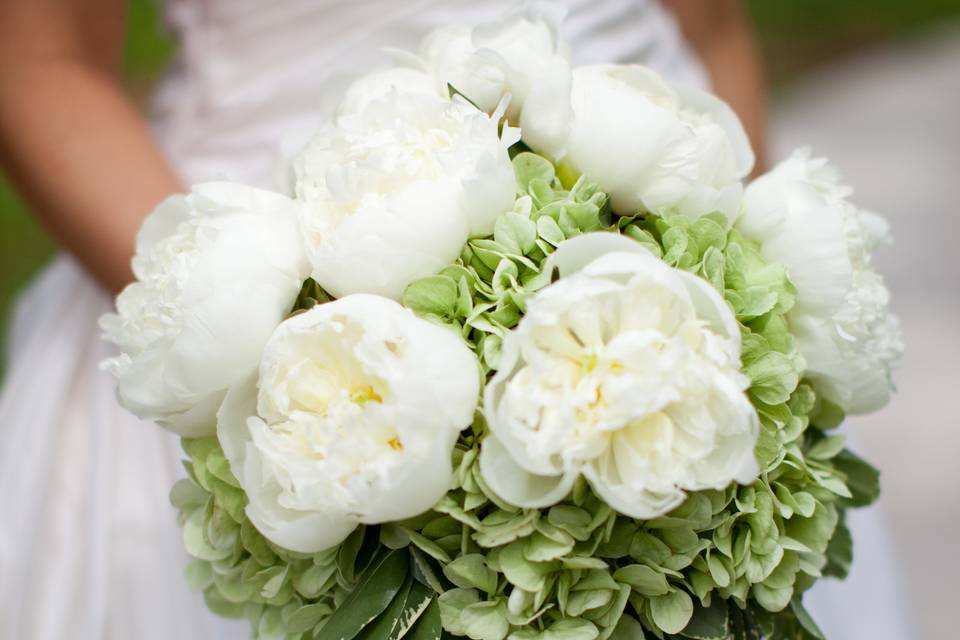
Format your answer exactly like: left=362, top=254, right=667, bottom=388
left=0, top=0, right=768, bottom=293
left=666, top=0, right=769, bottom=174
left=0, top=0, right=183, bottom=293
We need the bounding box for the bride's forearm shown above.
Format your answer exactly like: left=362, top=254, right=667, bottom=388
left=665, top=0, right=769, bottom=174
left=0, top=1, right=182, bottom=294
left=0, top=60, right=183, bottom=293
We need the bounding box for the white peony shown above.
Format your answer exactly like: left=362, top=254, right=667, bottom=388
left=563, top=65, right=754, bottom=220
left=217, top=295, right=480, bottom=553
left=480, top=233, right=759, bottom=518
left=337, top=67, right=437, bottom=116
left=738, top=149, right=902, bottom=414
left=294, top=92, right=518, bottom=300
left=417, top=3, right=572, bottom=157
left=100, top=183, right=309, bottom=436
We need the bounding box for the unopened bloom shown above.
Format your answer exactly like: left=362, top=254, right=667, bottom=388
left=217, top=295, right=480, bottom=552
left=481, top=233, right=759, bottom=518
left=738, top=149, right=902, bottom=414
left=100, top=183, right=309, bottom=435
left=563, top=65, right=754, bottom=220
left=294, top=92, right=518, bottom=300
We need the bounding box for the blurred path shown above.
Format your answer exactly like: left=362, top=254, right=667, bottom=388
left=770, top=22, right=960, bottom=640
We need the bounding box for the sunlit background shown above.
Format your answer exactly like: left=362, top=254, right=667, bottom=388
left=1, top=2, right=958, bottom=638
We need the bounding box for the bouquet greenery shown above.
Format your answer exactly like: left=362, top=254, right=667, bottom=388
left=103, top=8, right=900, bottom=640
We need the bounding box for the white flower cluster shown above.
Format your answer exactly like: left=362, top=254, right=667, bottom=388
left=101, top=10, right=899, bottom=556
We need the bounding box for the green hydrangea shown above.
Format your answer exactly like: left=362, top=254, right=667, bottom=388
left=172, top=152, right=880, bottom=640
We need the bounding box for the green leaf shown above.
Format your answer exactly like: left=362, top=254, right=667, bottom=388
left=743, top=351, right=801, bottom=405
left=356, top=577, right=413, bottom=640
left=184, top=559, right=213, bottom=590
left=443, top=554, right=498, bottom=595
left=811, top=397, right=845, bottom=429
left=460, top=600, right=510, bottom=640
left=513, top=152, right=556, bottom=191
left=543, top=618, right=599, bottom=640
left=290, top=277, right=334, bottom=315
left=408, top=599, right=443, bottom=640
left=338, top=526, right=369, bottom=585
left=495, top=211, right=538, bottom=255
left=358, top=577, right=434, bottom=640
left=500, top=540, right=557, bottom=592
left=537, top=215, right=567, bottom=246
left=752, top=582, right=793, bottom=613
left=405, top=529, right=452, bottom=564
left=689, top=216, right=728, bottom=253
left=285, top=602, right=334, bottom=634
left=613, top=565, right=670, bottom=597
left=680, top=597, right=729, bottom=640
left=607, top=615, right=645, bottom=640
left=832, top=449, right=881, bottom=508
left=170, top=478, right=208, bottom=511
left=448, top=83, right=483, bottom=111
left=790, top=598, right=826, bottom=640
left=822, top=515, right=853, bottom=579
left=319, top=549, right=409, bottom=640
left=524, top=530, right=575, bottom=562
left=410, top=547, right=447, bottom=594
left=404, top=276, right=459, bottom=318
left=294, top=561, right=338, bottom=599
left=203, top=587, right=247, bottom=619
left=649, top=589, right=694, bottom=635
left=547, top=505, right=593, bottom=541
left=437, top=588, right=481, bottom=636
left=182, top=509, right=231, bottom=562
left=806, top=435, right=846, bottom=460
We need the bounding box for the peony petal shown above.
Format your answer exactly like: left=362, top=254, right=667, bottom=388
left=133, top=194, right=191, bottom=257
left=544, top=231, right=651, bottom=279
left=672, top=83, right=755, bottom=179
left=582, top=462, right=686, bottom=520
left=674, top=269, right=741, bottom=349
left=479, top=435, right=577, bottom=508
left=358, top=431, right=457, bottom=524
left=309, top=179, right=468, bottom=300
left=338, top=67, right=438, bottom=115
left=216, top=373, right=259, bottom=469
left=243, top=451, right=359, bottom=554
left=790, top=315, right=852, bottom=410
left=219, top=373, right=360, bottom=553
left=156, top=391, right=225, bottom=437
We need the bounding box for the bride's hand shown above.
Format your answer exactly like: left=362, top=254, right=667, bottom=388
left=0, top=0, right=184, bottom=293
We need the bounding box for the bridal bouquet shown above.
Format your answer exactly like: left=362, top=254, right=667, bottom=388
left=102, top=9, right=901, bottom=640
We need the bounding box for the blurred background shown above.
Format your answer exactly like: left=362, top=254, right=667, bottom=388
left=1, top=1, right=958, bottom=638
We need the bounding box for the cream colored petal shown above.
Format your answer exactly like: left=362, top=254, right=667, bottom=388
left=479, top=435, right=577, bottom=508
left=544, top=231, right=651, bottom=279
left=673, top=83, right=755, bottom=179
left=583, top=462, right=686, bottom=520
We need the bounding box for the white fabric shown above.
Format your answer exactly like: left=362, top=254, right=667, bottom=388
left=0, top=1, right=906, bottom=638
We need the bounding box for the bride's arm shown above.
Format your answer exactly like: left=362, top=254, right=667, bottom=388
left=0, top=0, right=183, bottom=293
left=664, top=0, right=769, bottom=174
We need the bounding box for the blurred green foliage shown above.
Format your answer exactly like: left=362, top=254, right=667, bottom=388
left=1, top=0, right=959, bottom=353
left=746, top=0, right=960, bottom=82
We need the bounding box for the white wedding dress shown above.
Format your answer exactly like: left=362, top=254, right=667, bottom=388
left=0, top=1, right=908, bottom=638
